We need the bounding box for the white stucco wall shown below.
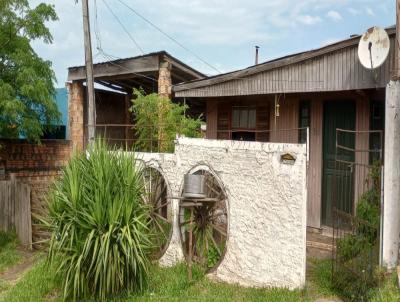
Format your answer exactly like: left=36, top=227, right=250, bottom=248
left=135, top=137, right=307, bottom=289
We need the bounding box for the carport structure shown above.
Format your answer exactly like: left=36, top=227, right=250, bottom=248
left=67, top=51, right=205, bottom=151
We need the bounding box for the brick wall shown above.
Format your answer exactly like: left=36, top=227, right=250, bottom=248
left=0, top=139, right=72, bottom=246
left=158, top=61, right=172, bottom=98
left=68, top=81, right=85, bottom=151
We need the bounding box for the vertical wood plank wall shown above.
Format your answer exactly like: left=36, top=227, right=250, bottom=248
left=269, top=97, right=299, bottom=143
left=0, top=178, right=32, bottom=248
left=308, top=99, right=323, bottom=228
left=206, top=100, right=218, bottom=139
left=354, top=97, right=370, bottom=210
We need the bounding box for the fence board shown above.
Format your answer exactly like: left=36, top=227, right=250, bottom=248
left=0, top=179, right=32, bottom=248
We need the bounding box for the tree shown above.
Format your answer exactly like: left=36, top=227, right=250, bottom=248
left=130, top=89, right=203, bottom=152
left=0, top=0, right=60, bottom=142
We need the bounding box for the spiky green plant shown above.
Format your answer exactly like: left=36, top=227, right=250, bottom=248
left=44, top=140, right=153, bottom=301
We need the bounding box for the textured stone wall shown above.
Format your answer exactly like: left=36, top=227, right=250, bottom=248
left=135, top=137, right=307, bottom=289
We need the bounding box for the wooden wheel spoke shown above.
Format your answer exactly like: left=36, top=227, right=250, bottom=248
left=153, top=212, right=169, bottom=223
left=180, top=220, right=191, bottom=227
left=207, top=229, right=221, bottom=256
left=152, top=216, right=168, bottom=240
left=153, top=200, right=170, bottom=211
left=210, top=223, right=227, bottom=237
left=209, top=211, right=227, bottom=220
left=154, top=184, right=167, bottom=202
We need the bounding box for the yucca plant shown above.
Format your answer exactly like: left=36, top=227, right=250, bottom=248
left=44, top=140, right=153, bottom=301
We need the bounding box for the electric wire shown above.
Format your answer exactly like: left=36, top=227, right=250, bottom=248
left=93, top=0, right=102, bottom=51
left=97, top=49, right=158, bottom=83
left=115, top=0, right=221, bottom=74
left=102, top=0, right=145, bottom=55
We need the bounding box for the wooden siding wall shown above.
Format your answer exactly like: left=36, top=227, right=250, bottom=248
left=354, top=97, right=370, bottom=209
left=269, top=97, right=299, bottom=143
left=176, top=37, right=395, bottom=98
left=206, top=100, right=218, bottom=139
left=308, top=99, right=323, bottom=228
left=0, top=177, right=32, bottom=248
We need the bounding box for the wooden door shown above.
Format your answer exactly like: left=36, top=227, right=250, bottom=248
left=321, top=101, right=356, bottom=225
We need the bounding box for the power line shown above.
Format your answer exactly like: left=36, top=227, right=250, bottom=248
left=98, top=49, right=158, bottom=82
left=115, top=0, right=221, bottom=74
left=93, top=0, right=102, bottom=51
left=102, top=0, right=144, bottom=55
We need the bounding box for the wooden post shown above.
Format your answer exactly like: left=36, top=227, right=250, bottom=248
left=81, top=0, right=96, bottom=144
left=188, top=207, right=194, bottom=281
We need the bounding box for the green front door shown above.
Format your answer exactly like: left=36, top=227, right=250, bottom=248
left=322, top=101, right=356, bottom=225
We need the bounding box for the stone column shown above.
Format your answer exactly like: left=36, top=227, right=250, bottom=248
left=67, top=81, right=85, bottom=152
left=157, top=61, right=172, bottom=151
left=158, top=61, right=172, bottom=99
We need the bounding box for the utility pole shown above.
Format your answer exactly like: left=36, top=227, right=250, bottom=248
left=81, top=0, right=96, bottom=144
left=382, top=0, right=400, bottom=269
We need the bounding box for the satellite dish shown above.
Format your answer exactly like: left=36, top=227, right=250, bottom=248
left=358, top=26, right=390, bottom=70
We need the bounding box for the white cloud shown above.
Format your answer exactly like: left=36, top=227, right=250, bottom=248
left=366, top=7, right=375, bottom=16
left=296, top=14, right=322, bottom=25
left=347, top=7, right=360, bottom=15
left=327, top=10, right=343, bottom=22
left=27, top=0, right=394, bottom=83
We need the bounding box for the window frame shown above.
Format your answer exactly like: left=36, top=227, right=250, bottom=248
left=231, top=106, right=257, bottom=130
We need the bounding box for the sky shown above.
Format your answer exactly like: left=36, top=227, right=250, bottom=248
left=30, top=0, right=396, bottom=87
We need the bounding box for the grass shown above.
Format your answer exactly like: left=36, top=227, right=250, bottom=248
left=370, top=273, right=400, bottom=302
left=306, top=259, right=339, bottom=299
left=0, top=257, right=60, bottom=302
left=0, top=257, right=342, bottom=302
left=2, top=255, right=399, bottom=302
left=0, top=231, right=23, bottom=273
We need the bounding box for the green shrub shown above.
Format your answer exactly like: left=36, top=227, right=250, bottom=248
left=130, top=89, right=202, bottom=153
left=43, top=140, right=153, bottom=301
left=334, top=161, right=382, bottom=301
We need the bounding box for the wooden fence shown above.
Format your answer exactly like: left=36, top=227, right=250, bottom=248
left=0, top=176, right=32, bottom=248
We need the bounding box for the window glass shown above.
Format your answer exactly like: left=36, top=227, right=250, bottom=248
left=232, top=106, right=256, bottom=129
left=239, top=110, right=248, bottom=128
left=248, top=109, right=256, bottom=128
left=232, top=109, right=240, bottom=128
left=299, top=101, right=310, bottom=144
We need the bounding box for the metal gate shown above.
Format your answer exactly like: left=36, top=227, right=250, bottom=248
left=331, top=129, right=383, bottom=301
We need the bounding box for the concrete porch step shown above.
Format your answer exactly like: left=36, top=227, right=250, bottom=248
left=306, top=226, right=336, bottom=260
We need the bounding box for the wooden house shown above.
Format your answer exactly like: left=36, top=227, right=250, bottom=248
left=173, top=26, right=396, bottom=229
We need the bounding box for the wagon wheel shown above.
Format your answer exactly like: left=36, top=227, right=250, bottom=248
left=179, top=170, right=228, bottom=271
left=142, top=167, right=172, bottom=259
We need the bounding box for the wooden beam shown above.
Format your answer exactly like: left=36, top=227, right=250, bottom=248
left=163, top=53, right=205, bottom=80
left=68, top=56, right=159, bottom=81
